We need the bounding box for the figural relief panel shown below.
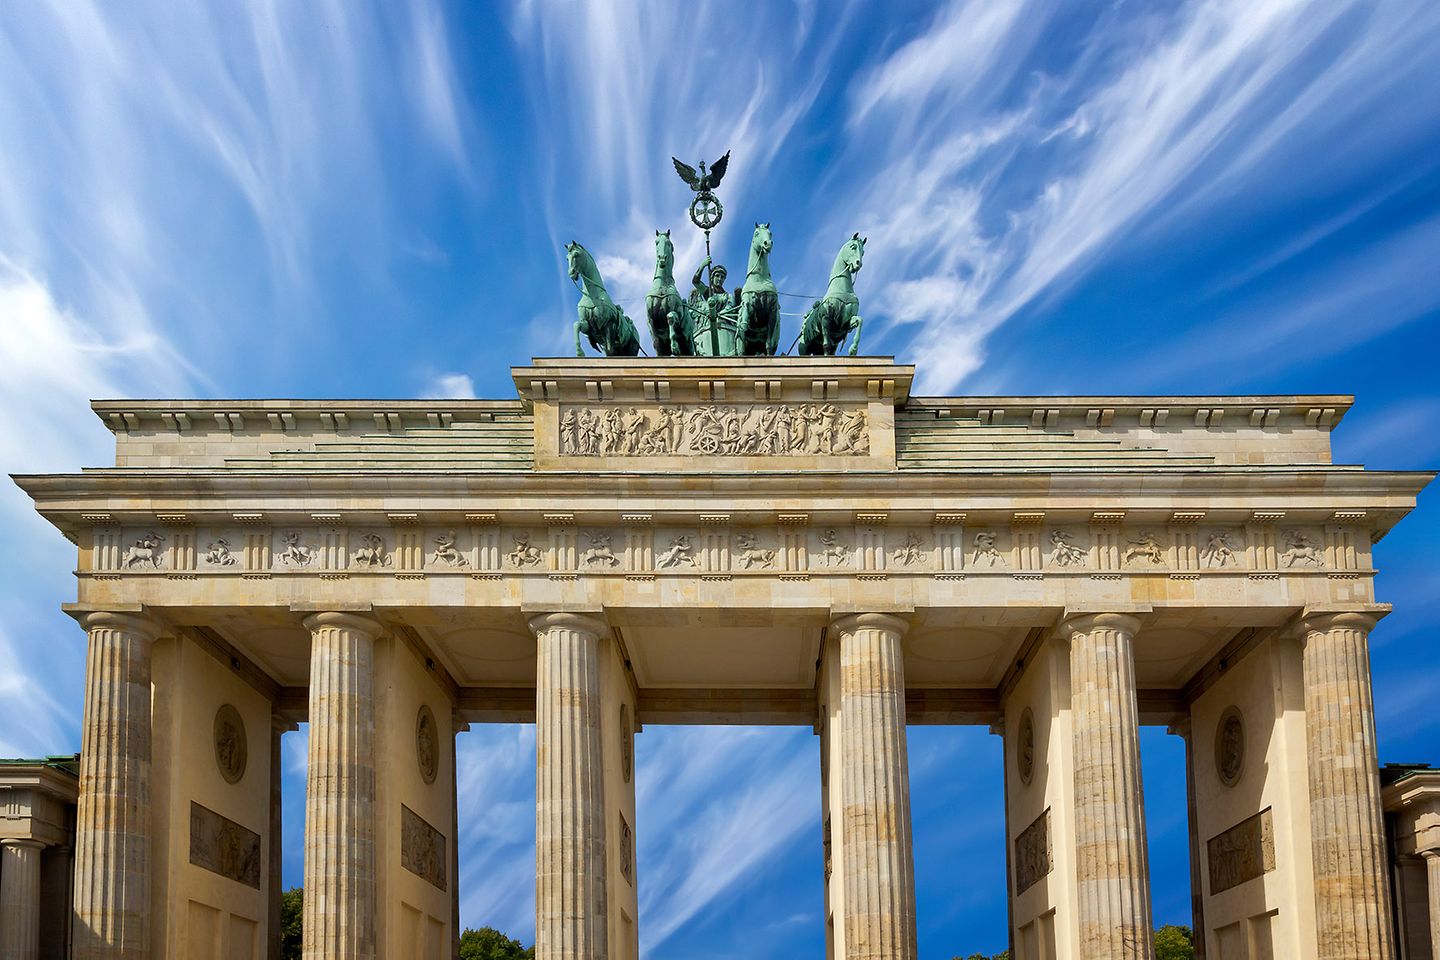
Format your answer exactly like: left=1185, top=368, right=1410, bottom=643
left=401, top=804, right=447, bottom=892
left=1014, top=808, right=1052, bottom=894
left=1207, top=808, right=1275, bottom=894
left=558, top=403, right=870, bottom=457
left=189, top=801, right=261, bottom=889
left=213, top=704, right=248, bottom=785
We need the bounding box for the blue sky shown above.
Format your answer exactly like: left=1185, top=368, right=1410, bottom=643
left=3, top=1, right=1439, bottom=956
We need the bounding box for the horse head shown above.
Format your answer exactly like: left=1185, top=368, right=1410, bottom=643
left=654, top=229, right=673, bottom=268
left=752, top=222, right=773, bottom=256
left=839, top=232, right=866, bottom=278
left=565, top=241, right=583, bottom=282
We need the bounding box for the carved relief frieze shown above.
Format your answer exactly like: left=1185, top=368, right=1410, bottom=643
left=351, top=533, right=391, bottom=568
left=971, top=531, right=1006, bottom=569
left=189, top=801, right=261, bottom=889
left=891, top=531, right=928, bottom=568
left=203, top=538, right=238, bottom=567
left=416, top=706, right=439, bottom=785
left=559, top=402, right=870, bottom=457
left=1046, top=529, right=1087, bottom=568
left=430, top=531, right=468, bottom=568
left=400, top=804, right=447, bottom=891
left=1014, top=808, right=1051, bottom=894
left=816, top=528, right=851, bottom=568
left=1200, top=530, right=1243, bottom=569
left=1121, top=532, right=1166, bottom=568
left=122, top=532, right=166, bottom=569
left=1280, top=529, right=1324, bottom=568
left=276, top=531, right=315, bottom=568
left=656, top=534, right=697, bottom=569
left=734, top=533, right=776, bottom=569
left=1207, top=808, right=1275, bottom=894
left=506, top=532, right=544, bottom=568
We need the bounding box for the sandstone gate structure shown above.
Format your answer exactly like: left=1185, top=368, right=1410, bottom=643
left=12, top=357, right=1434, bottom=959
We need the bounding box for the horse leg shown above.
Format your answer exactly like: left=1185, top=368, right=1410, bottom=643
left=847, top=313, right=862, bottom=357
left=574, top=315, right=588, bottom=357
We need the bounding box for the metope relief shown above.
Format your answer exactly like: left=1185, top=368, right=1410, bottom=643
left=892, top=532, right=928, bottom=567
left=1280, top=530, right=1323, bottom=567
left=277, top=532, right=314, bottom=567
left=122, top=532, right=166, bottom=569
left=559, top=403, right=870, bottom=457
left=1202, top=530, right=1242, bottom=568
left=1122, top=532, right=1165, bottom=567
left=203, top=538, right=237, bottom=566
left=430, top=532, right=467, bottom=568
left=416, top=705, right=439, bottom=785
left=735, top=533, right=776, bottom=569
left=817, top=528, right=851, bottom=568
left=1215, top=706, right=1245, bottom=788
left=352, top=534, right=391, bottom=568
left=656, top=535, right=697, bottom=569
left=1047, top=530, right=1087, bottom=568
left=506, top=533, right=544, bottom=568
left=972, top=531, right=1006, bottom=568
left=581, top=532, right=620, bottom=567
left=1014, top=808, right=1052, bottom=894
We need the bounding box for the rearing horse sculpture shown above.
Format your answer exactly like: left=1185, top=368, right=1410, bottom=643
left=566, top=241, right=641, bottom=357
left=645, top=230, right=693, bottom=356
left=799, top=233, right=866, bottom=356
left=736, top=222, right=780, bottom=356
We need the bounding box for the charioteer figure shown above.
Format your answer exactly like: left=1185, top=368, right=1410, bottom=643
left=688, top=255, right=741, bottom=357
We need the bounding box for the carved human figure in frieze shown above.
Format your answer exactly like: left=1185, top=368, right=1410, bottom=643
left=893, top=531, right=926, bottom=566
left=122, top=532, right=166, bottom=569
left=622, top=408, right=648, bottom=454
left=352, top=534, right=391, bottom=567
left=507, top=533, right=544, bottom=567
left=656, top=535, right=696, bottom=569
left=278, top=532, right=313, bottom=567
left=203, top=538, right=237, bottom=566
left=1280, top=530, right=1323, bottom=567
left=1048, top=530, right=1087, bottom=567
left=973, top=531, right=1004, bottom=568
left=431, top=532, right=467, bottom=567
left=835, top=408, right=870, bottom=455
left=560, top=410, right=580, bottom=455
left=818, top=528, right=850, bottom=567
left=581, top=532, right=620, bottom=567
left=1122, top=532, right=1165, bottom=567
left=1202, top=531, right=1239, bottom=568
left=735, top=532, right=776, bottom=569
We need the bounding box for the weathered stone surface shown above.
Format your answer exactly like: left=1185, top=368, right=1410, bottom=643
left=1301, top=612, right=1395, bottom=960
left=303, top=612, right=381, bottom=960
left=834, top=613, right=917, bottom=960
left=400, top=804, right=446, bottom=892
left=1206, top=808, right=1275, bottom=894
left=1064, top=612, right=1153, bottom=960
left=72, top=611, right=161, bottom=960
left=1014, top=809, right=1051, bottom=895
left=531, top=612, right=609, bottom=960
left=188, top=801, right=261, bottom=889
left=1, top=839, right=44, bottom=960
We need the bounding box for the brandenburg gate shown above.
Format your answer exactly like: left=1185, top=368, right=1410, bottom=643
left=13, top=356, right=1432, bottom=959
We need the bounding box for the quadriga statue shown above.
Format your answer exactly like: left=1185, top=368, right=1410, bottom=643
left=645, top=229, right=693, bottom=356
left=566, top=241, right=641, bottom=357
left=799, top=233, right=866, bottom=356
left=736, top=222, right=780, bottom=356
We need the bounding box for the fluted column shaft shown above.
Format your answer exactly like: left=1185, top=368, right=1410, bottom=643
left=1, top=839, right=45, bottom=960
left=834, top=613, right=916, bottom=960
left=1425, top=852, right=1440, bottom=959
left=1064, top=613, right=1153, bottom=960
left=1300, top=612, right=1395, bottom=960
left=303, top=612, right=382, bottom=960
left=531, top=613, right=608, bottom=960
left=72, top=611, right=160, bottom=960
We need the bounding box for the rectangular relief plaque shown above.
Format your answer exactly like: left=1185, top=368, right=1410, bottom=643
left=401, top=804, right=448, bottom=892
left=620, top=812, right=634, bottom=885
left=189, top=801, right=261, bottom=889
left=1014, top=808, right=1052, bottom=894
left=1207, top=807, right=1275, bottom=894
left=559, top=403, right=870, bottom=458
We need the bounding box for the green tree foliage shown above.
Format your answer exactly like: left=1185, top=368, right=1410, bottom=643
left=1155, top=924, right=1196, bottom=960
left=280, top=887, right=303, bottom=960
left=954, top=952, right=1009, bottom=960
left=459, top=926, right=536, bottom=960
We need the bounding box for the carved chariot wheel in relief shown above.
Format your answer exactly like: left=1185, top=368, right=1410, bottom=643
left=416, top=705, right=439, bottom=785
left=688, top=191, right=723, bottom=230
left=1215, top=706, right=1245, bottom=787
left=213, top=703, right=248, bottom=785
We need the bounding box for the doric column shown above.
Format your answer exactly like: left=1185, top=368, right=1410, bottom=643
left=452, top=711, right=468, bottom=960
left=72, top=611, right=161, bottom=959
left=1425, top=852, right=1440, bottom=960
left=1299, top=612, right=1395, bottom=960
left=832, top=613, right=916, bottom=960
left=302, top=612, right=382, bottom=960
left=1, top=839, right=45, bottom=960
left=530, top=613, right=608, bottom=960
left=1062, top=613, right=1153, bottom=960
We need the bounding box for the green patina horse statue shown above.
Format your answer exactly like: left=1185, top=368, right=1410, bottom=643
left=799, top=233, right=866, bottom=356
left=644, top=229, right=693, bottom=356
left=566, top=241, right=641, bottom=357
left=736, top=222, right=780, bottom=356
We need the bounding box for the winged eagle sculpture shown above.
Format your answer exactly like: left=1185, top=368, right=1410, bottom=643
left=672, top=151, right=731, bottom=194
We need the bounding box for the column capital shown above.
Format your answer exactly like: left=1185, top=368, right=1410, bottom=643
left=1296, top=609, right=1382, bottom=636
left=1058, top=611, right=1142, bottom=639
left=829, top=611, right=910, bottom=637
left=78, top=610, right=164, bottom=642
left=0, top=838, right=46, bottom=851
left=301, top=610, right=384, bottom=638
left=527, top=611, right=608, bottom=639
left=1421, top=848, right=1440, bottom=862
left=1167, top=716, right=1194, bottom=740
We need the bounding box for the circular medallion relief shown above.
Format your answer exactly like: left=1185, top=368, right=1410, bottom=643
left=621, top=704, right=633, bottom=784
left=416, top=705, right=439, bottom=785
left=213, top=704, right=248, bottom=785
left=1017, top=708, right=1036, bottom=786
left=1215, top=706, right=1245, bottom=787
